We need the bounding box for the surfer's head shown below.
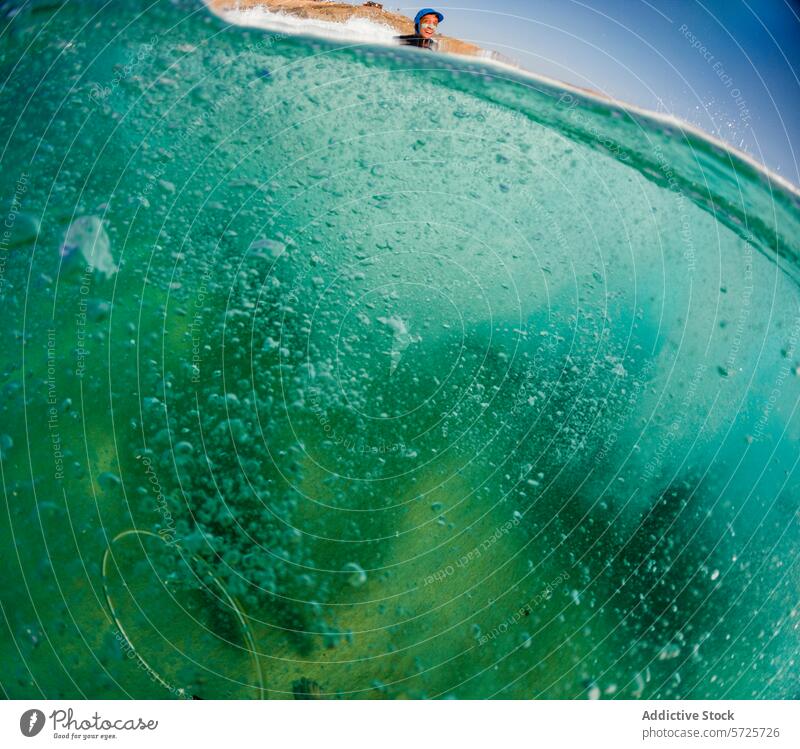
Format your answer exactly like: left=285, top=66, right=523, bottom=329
left=414, top=8, right=443, bottom=39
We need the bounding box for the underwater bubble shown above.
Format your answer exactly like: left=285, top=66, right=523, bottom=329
left=59, top=216, right=117, bottom=278
left=342, top=562, right=367, bottom=587
left=98, top=472, right=122, bottom=492
left=174, top=441, right=194, bottom=456
left=0, top=434, right=12, bottom=460
left=0, top=205, right=39, bottom=247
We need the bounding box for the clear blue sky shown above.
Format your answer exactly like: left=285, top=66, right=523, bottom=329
left=380, top=2, right=800, bottom=184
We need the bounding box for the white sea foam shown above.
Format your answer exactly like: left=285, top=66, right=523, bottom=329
left=218, top=6, right=401, bottom=44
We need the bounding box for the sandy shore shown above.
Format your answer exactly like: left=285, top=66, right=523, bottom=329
left=207, top=0, right=484, bottom=56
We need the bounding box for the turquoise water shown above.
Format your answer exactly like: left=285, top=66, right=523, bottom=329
left=1, top=0, right=799, bottom=699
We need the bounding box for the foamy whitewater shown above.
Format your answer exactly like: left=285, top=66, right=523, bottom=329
left=220, top=6, right=401, bottom=44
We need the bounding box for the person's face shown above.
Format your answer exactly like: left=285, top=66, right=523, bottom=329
left=418, top=14, right=439, bottom=38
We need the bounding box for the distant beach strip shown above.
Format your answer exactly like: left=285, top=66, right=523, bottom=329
left=206, top=0, right=490, bottom=56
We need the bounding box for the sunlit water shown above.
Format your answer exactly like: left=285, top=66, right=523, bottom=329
left=1, top=0, right=799, bottom=699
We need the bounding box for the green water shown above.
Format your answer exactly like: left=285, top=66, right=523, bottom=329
left=1, top=0, right=799, bottom=699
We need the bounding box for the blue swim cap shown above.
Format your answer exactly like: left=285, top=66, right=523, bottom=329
left=414, top=8, right=444, bottom=32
